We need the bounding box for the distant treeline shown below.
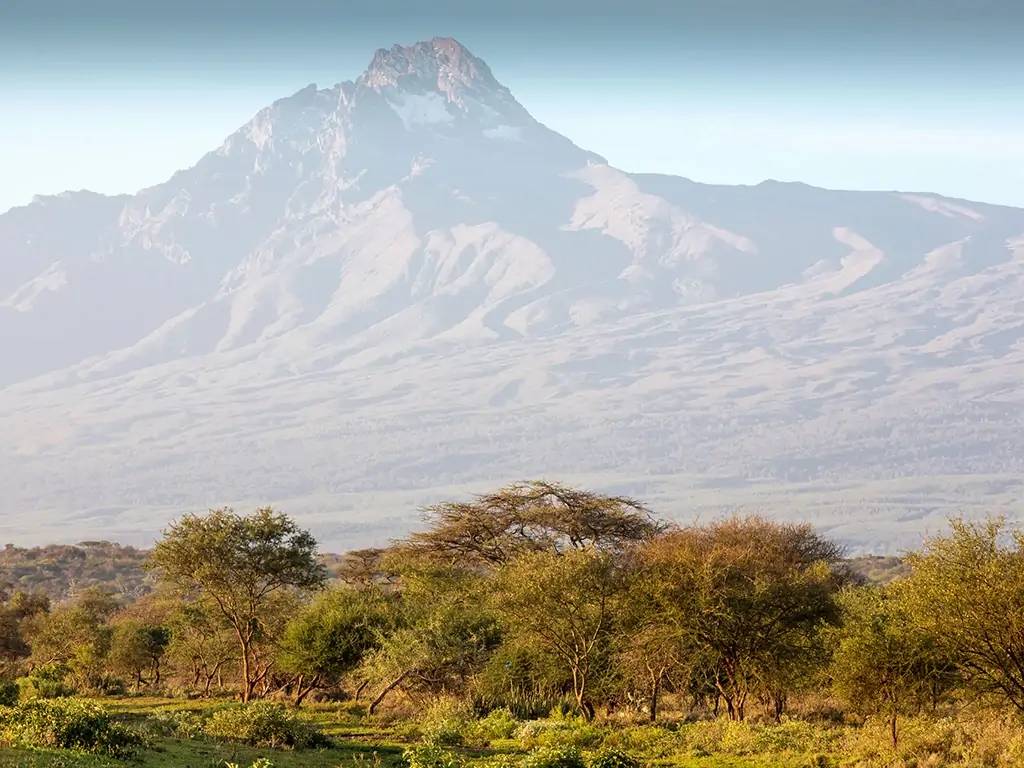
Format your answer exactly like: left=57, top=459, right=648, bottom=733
left=0, top=532, right=908, bottom=602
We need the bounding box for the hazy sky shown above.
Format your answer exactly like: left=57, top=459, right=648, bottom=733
left=3, top=0, right=1024, bottom=213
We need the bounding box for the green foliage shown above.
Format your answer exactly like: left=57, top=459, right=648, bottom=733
left=362, top=558, right=501, bottom=715
left=146, top=707, right=206, bottom=738
left=515, top=717, right=606, bottom=750
left=203, top=702, right=329, bottom=750
left=474, top=707, right=520, bottom=741
left=675, top=719, right=841, bottom=759
left=586, top=748, right=640, bottom=768
left=843, top=713, right=1024, bottom=767
left=638, top=518, right=847, bottom=721
left=149, top=507, right=326, bottom=702
left=108, top=620, right=169, bottom=691
left=495, top=550, right=623, bottom=719
left=402, top=745, right=465, bottom=768
left=597, top=725, right=676, bottom=758
left=828, top=585, right=955, bottom=746
left=904, top=517, right=1024, bottom=714
left=22, top=589, right=121, bottom=693
left=417, top=697, right=474, bottom=746
left=0, top=680, right=19, bottom=706
left=520, top=745, right=585, bottom=768
left=17, top=663, right=76, bottom=700
left=278, top=587, right=392, bottom=702
left=0, top=698, right=142, bottom=758
left=225, top=760, right=276, bottom=768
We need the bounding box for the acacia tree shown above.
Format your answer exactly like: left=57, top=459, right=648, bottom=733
left=165, top=603, right=236, bottom=696
left=639, top=518, right=846, bottom=720
left=408, top=481, right=660, bottom=567
left=361, top=555, right=500, bottom=714
left=615, top=563, right=683, bottom=721
left=829, top=585, right=956, bottom=748
left=0, top=589, right=49, bottom=674
left=109, top=619, right=170, bottom=691
left=23, top=587, right=120, bottom=691
left=904, top=517, right=1024, bottom=712
left=278, top=587, right=393, bottom=705
left=148, top=507, right=326, bottom=701
left=494, top=548, right=624, bottom=720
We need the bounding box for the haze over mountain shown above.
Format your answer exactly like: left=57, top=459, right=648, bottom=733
left=3, top=38, right=1024, bottom=551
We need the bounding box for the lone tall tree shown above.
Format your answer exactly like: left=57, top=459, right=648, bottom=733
left=148, top=507, right=326, bottom=701
left=408, top=481, right=661, bottom=567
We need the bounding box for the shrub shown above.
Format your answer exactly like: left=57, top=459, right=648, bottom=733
left=0, top=680, right=18, bottom=707
left=844, top=713, right=1024, bottom=767
left=521, top=745, right=586, bottom=768
left=599, top=725, right=678, bottom=758
left=147, top=707, right=206, bottom=739
left=418, top=697, right=475, bottom=747
left=676, top=719, right=840, bottom=759
left=204, top=702, right=328, bottom=750
left=476, top=707, right=520, bottom=741
left=588, top=748, right=641, bottom=768
left=0, top=698, right=142, bottom=758
left=403, top=745, right=465, bottom=768
left=16, top=663, right=75, bottom=700
left=516, top=718, right=606, bottom=750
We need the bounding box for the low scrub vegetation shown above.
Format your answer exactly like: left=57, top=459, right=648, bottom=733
left=0, top=698, right=141, bottom=758
left=203, top=701, right=329, bottom=749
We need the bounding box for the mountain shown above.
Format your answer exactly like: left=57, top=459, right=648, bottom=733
left=3, top=38, right=1024, bottom=551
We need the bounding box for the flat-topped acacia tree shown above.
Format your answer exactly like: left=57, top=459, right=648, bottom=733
left=148, top=507, right=326, bottom=701
left=406, top=480, right=662, bottom=567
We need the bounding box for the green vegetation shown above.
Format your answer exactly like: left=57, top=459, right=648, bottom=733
left=1, top=483, right=1023, bottom=767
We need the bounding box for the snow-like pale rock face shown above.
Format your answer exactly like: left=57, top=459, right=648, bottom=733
left=3, top=38, right=1024, bottom=551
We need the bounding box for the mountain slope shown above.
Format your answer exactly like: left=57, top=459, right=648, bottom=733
left=3, top=38, right=1023, bottom=551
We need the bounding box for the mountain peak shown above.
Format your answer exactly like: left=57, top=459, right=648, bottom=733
left=359, top=37, right=518, bottom=116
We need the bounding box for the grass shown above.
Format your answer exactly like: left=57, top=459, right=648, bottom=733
left=0, top=694, right=848, bottom=768
left=1, top=696, right=410, bottom=768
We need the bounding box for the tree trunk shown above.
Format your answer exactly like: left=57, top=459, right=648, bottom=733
left=890, top=713, right=898, bottom=748
left=649, top=671, right=661, bottom=722
left=582, top=700, right=596, bottom=721
left=369, top=671, right=409, bottom=715
left=236, top=627, right=254, bottom=703
left=772, top=692, right=785, bottom=722
left=294, top=674, right=321, bottom=707
left=354, top=679, right=369, bottom=702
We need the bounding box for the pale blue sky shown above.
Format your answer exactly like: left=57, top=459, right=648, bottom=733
left=3, top=0, right=1023, bottom=213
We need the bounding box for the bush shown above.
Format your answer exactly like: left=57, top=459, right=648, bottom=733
left=599, top=725, right=678, bottom=758
left=843, top=713, right=1024, bottom=767
left=418, top=697, right=475, bottom=746
left=476, top=707, right=520, bottom=741
left=0, top=698, right=142, bottom=758
left=521, top=745, right=586, bottom=768
left=204, top=702, right=328, bottom=750
left=16, top=663, right=75, bottom=700
left=676, top=719, right=840, bottom=758
left=403, top=745, right=465, bottom=768
left=588, top=748, right=641, bottom=768
left=516, top=718, right=606, bottom=750
left=147, top=708, right=206, bottom=739
left=0, top=680, right=18, bottom=707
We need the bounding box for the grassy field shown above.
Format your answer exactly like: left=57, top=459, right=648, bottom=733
left=0, top=696, right=845, bottom=768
